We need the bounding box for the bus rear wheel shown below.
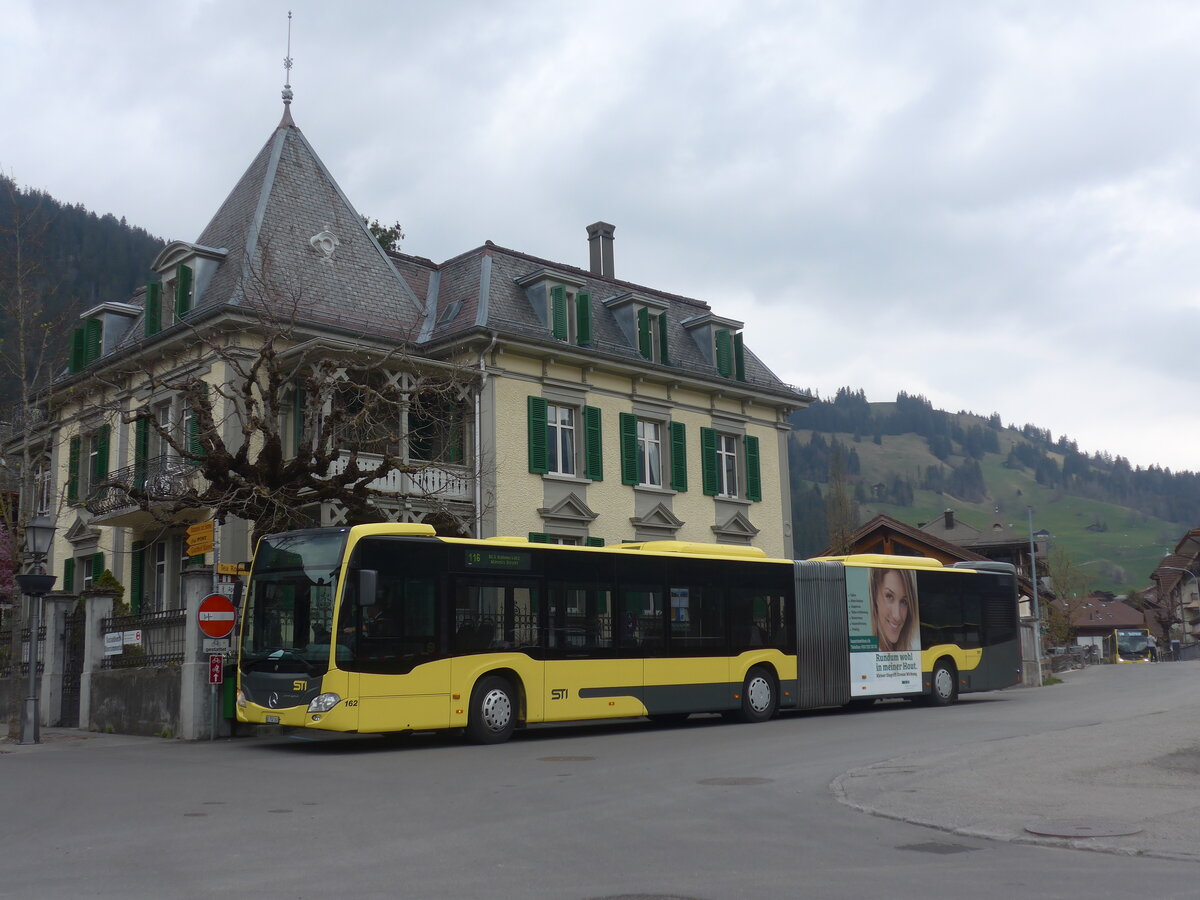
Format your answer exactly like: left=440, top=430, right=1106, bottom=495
left=926, top=660, right=958, bottom=707
left=737, top=666, right=778, bottom=723
left=466, top=676, right=517, bottom=744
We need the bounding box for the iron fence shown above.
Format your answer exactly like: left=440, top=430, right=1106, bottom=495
left=100, top=608, right=187, bottom=669
left=0, top=624, right=45, bottom=678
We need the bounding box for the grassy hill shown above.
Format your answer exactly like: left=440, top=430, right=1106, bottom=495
left=790, top=404, right=1185, bottom=593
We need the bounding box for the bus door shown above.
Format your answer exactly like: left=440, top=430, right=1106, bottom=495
left=544, top=580, right=642, bottom=721
left=645, top=579, right=730, bottom=714
left=449, top=577, right=545, bottom=722
left=344, top=538, right=449, bottom=733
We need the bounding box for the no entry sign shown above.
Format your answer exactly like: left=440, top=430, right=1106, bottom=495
left=197, top=593, right=237, bottom=639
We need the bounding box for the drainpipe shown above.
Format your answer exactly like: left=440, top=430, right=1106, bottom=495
left=475, top=332, right=498, bottom=538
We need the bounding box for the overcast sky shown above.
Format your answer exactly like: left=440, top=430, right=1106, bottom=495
left=4, top=0, right=1200, bottom=472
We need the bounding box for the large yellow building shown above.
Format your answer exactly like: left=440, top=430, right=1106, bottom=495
left=31, top=99, right=805, bottom=611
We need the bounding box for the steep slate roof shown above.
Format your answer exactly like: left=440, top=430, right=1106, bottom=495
left=421, top=241, right=798, bottom=399
left=99, top=105, right=800, bottom=403
left=191, top=108, right=426, bottom=338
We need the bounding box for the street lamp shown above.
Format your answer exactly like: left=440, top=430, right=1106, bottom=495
left=15, top=514, right=57, bottom=745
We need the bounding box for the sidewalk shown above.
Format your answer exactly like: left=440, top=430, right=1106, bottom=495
left=833, top=664, right=1200, bottom=861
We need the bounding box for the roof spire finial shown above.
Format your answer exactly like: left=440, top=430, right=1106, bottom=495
left=282, top=10, right=294, bottom=108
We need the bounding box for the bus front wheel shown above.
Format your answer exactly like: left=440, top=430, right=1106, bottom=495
left=737, top=666, right=778, bottom=723
left=466, top=676, right=517, bottom=744
left=927, top=660, right=958, bottom=707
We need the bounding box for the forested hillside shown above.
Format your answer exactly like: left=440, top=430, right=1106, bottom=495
left=0, top=175, right=164, bottom=403
left=789, top=388, right=1198, bottom=591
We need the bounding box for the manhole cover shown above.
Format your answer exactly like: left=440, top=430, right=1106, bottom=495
left=1025, top=819, right=1143, bottom=838
left=697, top=777, right=773, bottom=786
left=898, top=841, right=978, bottom=855
left=538, top=756, right=595, bottom=762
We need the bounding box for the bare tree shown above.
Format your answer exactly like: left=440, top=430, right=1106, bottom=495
left=87, top=252, right=485, bottom=548
left=0, top=175, right=74, bottom=738
left=1044, top=545, right=1094, bottom=647
left=825, top=444, right=858, bottom=556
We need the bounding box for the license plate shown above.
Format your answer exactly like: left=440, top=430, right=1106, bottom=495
left=266, top=715, right=280, bottom=724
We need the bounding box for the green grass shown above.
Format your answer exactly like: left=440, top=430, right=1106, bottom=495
left=798, top=420, right=1179, bottom=593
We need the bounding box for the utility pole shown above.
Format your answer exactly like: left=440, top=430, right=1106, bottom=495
left=1027, top=506, right=1043, bottom=687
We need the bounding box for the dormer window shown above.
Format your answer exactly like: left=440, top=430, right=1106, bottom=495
left=68, top=302, right=141, bottom=373
left=146, top=241, right=227, bottom=338
left=517, top=268, right=592, bottom=348
left=683, top=313, right=746, bottom=382
left=604, top=292, right=670, bottom=364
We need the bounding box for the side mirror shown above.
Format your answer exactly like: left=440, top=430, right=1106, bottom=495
left=358, top=568, right=378, bottom=607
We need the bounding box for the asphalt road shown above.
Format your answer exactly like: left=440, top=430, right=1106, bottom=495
left=2, top=662, right=1198, bottom=900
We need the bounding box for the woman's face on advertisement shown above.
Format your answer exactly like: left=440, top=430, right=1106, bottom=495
left=876, top=571, right=909, bottom=646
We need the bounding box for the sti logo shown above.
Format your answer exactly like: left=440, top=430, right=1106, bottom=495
left=550, top=688, right=568, bottom=701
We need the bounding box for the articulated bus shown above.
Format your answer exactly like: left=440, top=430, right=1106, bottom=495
left=236, top=524, right=1021, bottom=743
left=1104, top=628, right=1152, bottom=664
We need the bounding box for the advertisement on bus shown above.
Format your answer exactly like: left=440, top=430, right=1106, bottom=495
left=846, top=567, right=923, bottom=697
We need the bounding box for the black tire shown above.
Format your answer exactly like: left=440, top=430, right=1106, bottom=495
left=465, top=676, right=517, bottom=744
left=926, top=660, right=958, bottom=707
left=737, top=666, right=778, bottom=723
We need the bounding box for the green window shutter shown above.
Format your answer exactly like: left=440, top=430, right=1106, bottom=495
left=619, top=412, right=638, bottom=485
left=144, top=282, right=162, bottom=336
left=134, top=416, right=149, bottom=488
left=528, top=532, right=550, bottom=544
left=658, top=312, right=669, bottom=365
left=551, top=285, right=568, bottom=340
left=670, top=421, right=688, bottom=492
left=576, top=291, right=592, bottom=346
left=734, top=332, right=745, bottom=381
left=187, top=388, right=207, bottom=463
left=93, top=424, right=111, bottom=483
left=715, top=329, right=733, bottom=377
left=175, top=264, right=193, bottom=318
left=583, top=405, right=604, bottom=481
left=92, top=552, right=105, bottom=581
left=130, top=541, right=146, bottom=614
left=700, top=427, right=719, bottom=496
left=63, top=558, right=75, bottom=593
left=84, top=318, right=103, bottom=364
left=67, top=436, right=81, bottom=503
left=291, top=382, right=305, bottom=455
left=69, top=328, right=85, bottom=374
left=586, top=537, right=605, bottom=547
left=527, top=396, right=548, bottom=474
left=745, top=435, right=762, bottom=502
left=637, top=307, right=652, bottom=359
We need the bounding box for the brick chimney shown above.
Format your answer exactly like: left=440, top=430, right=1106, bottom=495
left=586, top=222, right=615, bottom=279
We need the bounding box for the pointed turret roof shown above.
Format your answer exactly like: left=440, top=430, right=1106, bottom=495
left=192, top=111, right=425, bottom=337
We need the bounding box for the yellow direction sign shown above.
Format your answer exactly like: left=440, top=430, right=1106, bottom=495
left=185, top=520, right=215, bottom=556
left=216, top=563, right=251, bottom=576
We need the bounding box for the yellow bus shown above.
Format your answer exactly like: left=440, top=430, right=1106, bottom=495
left=1103, top=628, right=1152, bottom=663
left=236, top=525, right=1022, bottom=743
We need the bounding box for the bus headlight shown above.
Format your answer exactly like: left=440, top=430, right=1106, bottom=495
left=308, top=693, right=342, bottom=713
left=236, top=690, right=246, bottom=709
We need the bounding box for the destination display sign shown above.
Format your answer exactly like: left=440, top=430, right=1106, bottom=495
left=463, top=549, right=532, bottom=572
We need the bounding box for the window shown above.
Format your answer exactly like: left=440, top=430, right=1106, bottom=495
left=700, top=429, right=761, bottom=501
left=637, top=308, right=669, bottom=364
left=528, top=397, right=603, bottom=480
left=715, top=328, right=745, bottom=380
left=453, top=580, right=540, bottom=653
left=547, top=404, right=575, bottom=476
left=67, top=425, right=110, bottom=504
left=620, top=415, right=686, bottom=490
left=81, top=551, right=104, bottom=590
left=716, top=433, right=738, bottom=497
left=409, top=397, right=467, bottom=464
left=33, top=458, right=52, bottom=515
left=549, top=285, right=593, bottom=346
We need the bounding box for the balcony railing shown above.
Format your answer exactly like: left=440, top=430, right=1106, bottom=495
left=85, top=454, right=197, bottom=517
left=327, top=452, right=473, bottom=501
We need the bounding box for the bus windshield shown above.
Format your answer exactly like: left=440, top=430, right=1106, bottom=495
left=1116, top=630, right=1149, bottom=655
left=240, top=529, right=348, bottom=677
